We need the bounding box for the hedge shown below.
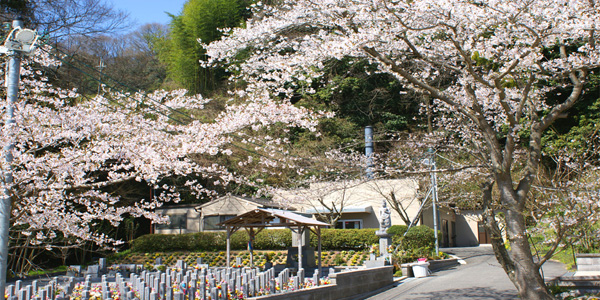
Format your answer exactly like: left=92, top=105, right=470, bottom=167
left=131, top=226, right=434, bottom=253
left=131, top=230, right=289, bottom=252
left=310, top=229, right=379, bottom=250
left=131, top=228, right=381, bottom=252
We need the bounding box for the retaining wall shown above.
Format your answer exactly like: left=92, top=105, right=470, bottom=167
left=576, top=254, right=600, bottom=272
left=253, top=266, right=394, bottom=300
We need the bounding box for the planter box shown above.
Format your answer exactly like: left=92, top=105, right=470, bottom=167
left=429, top=258, right=459, bottom=271
left=401, top=258, right=459, bottom=277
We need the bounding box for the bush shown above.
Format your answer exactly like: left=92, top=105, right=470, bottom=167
left=131, top=230, right=291, bottom=252
left=253, top=230, right=291, bottom=250
left=390, top=225, right=436, bottom=263
left=387, top=225, right=408, bottom=237
left=392, top=225, right=435, bottom=250
left=131, top=228, right=380, bottom=252
left=405, top=225, right=436, bottom=249
left=310, top=229, right=379, bottom=250
left=334, top=254, right=346, bottom=265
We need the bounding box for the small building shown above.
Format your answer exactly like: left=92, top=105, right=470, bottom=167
left=153, top=186, right=490, bottom=248
left=153, top=195, right=286, bottom=234
left=153, top=203, right=200, bottom=234
left=454, top=209, right=492, bottom=246
left=274, top=179, right=460, bottom=247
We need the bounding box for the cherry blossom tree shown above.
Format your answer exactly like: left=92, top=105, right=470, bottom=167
left=0, top=46, right=326, bottom=273
left=205, top=0, right=600, bottom=298
left=528, top=128, right=600, bottom=263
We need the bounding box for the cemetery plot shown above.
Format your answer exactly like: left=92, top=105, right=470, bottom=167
left=5, top=260, right=330, bottom=300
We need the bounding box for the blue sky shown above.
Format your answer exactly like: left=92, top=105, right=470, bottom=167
left=110, top=0, right=188, bottom=28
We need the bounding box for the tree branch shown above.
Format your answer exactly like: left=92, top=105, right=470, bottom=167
left=361, top=46, right=479, bottom=124
left=536, top=219, right=566, bottom=268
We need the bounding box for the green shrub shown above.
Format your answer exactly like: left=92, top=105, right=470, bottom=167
left=392, top=225, right=435, bottom=250
left=253, top=230, right=292, bottom=250
left=131, top=230, right=291, bottom=252
left=132, top=228, right=381, bottom=252
left=390, top=225, right=436, bottom=263
left=310, top=229, right=378, bottom=250
left=387, top=225, right=408, bottom=237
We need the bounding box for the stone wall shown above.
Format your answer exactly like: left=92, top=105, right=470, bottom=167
left=253, top=266, right=394, bottom=300
left=576, top=254, right=600, bottom=272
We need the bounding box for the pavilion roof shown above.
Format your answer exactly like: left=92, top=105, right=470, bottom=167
left=218, top=208, right=329, bottom=228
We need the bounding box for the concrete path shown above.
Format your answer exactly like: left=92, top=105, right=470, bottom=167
left=360, top=245, right=568, bottom=300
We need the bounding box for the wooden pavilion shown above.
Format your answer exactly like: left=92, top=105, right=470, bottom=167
left=218, top=208, right=329, bottom=277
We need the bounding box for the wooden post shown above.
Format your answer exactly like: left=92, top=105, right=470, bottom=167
left=298, top=226, right=304, bottom=271
left=317, top=226, right=322, bottom=284
left=249, top=228, right=255, bottom=268
left=226, top=226, right=231, bottom=268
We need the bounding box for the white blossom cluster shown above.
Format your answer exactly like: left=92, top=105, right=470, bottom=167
left=0, top=46, right=325, bottom=250
left=206, top=3, right=597, bottom=157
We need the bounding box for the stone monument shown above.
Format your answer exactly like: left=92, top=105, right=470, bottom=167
left=377, top=201, right=392, bottom=260
left=367, top=201, right=393, bottom=268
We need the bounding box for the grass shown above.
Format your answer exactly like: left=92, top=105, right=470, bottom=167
left=530, top=237, right=587, bottom=271
left=25, top=265, right=67, bottom=277
left=547, top=247, right=576, bottom=270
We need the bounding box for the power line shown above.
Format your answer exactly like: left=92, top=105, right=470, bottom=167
left=38, top=46, right=189, bottom=125
left=37, top=43, right=374, bottom=177
left=43, top=44, right=337, bottom=163
left=39, top=44, right=330, bottom=170
left=47, top=44, right=195, bottom=123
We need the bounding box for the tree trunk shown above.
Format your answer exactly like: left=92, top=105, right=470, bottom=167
left=503, top=209, right=554, bottom=299
left=492, top=180, right=555, bottom=300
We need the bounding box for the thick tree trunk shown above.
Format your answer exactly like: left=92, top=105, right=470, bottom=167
left=503, top=209, right=554, bottom=299
left=491, top=180, right=555, bottom=300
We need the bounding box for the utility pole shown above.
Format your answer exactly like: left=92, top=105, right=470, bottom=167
left=0, top=18, right=38, bottom=296
left=97, top=58, right=105, bottom=94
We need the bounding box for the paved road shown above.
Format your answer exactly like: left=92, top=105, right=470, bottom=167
left=362, top=245, right=568, bottom=300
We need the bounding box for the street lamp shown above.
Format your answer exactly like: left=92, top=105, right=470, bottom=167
left=0, top=24, right=38, bottom=54
left=0, top=18, right=39, bottom=297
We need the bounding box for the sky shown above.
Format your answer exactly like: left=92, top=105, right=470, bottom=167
left=110, top=0, right=188, bottom=28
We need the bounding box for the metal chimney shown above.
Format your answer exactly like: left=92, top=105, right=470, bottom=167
left=365, top=126, right=374, bottom=179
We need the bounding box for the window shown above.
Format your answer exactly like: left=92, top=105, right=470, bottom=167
left=203, top=215, right=235, bottom=230
left=156, top=214, right=187, bottom=229
left=335, top=219, right=363, bottom=229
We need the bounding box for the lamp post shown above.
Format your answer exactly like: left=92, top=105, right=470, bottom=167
left=0, top=18, right=39, bottom=296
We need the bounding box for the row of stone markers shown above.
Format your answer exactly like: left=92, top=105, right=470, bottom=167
left=5, top=260, right=331, bottom=300
left=5, top=278, right=62, bottom=300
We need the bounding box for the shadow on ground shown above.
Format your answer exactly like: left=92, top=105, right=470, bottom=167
left=402, top=287, right=518, bottom=299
